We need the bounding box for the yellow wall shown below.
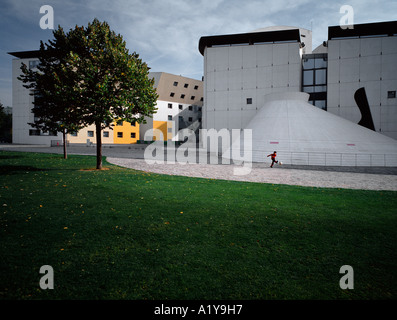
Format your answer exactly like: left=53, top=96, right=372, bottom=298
left=113, top=121, right=140, bottom=144
left=153, top=120, right=173, bottom=141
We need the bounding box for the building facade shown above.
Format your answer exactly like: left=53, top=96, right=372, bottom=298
left=198, top=21, right=397, bottom=153
left=199, top=26, right=311, bottom=133
left=139, top=72, right=203, bottom=142
left=8, top=51, right=202, bottom=145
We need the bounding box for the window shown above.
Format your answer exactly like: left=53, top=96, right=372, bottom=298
left=303, top=70, right=314, bottom=86
left=168, top=115, right=172, bottom=121
left=29, top=60, right=40, bottom=69
left=184, top=83, right=189, bottom=88
left=194, top=85, right=199, bottom=90
left=315, top=69, right=326, bottom=85
left=168, top=128, right=173, bottom=133
left=191, top=96, right=195, bottom=100
left=388, top=91, right=396, bottom=99
left=170, top=92, right=175, bottom=97
left=198, top=118, right=202, bottom=122
left=131, top=122, right=136, bottom=127
left=179, top=104, right=183, bottom=110
left=131, top=132, right=136, bottom=138
left=198, top=107, right=202, bottom=112
left=189, top=105, right=193, bottom=111
left=188, top=117, right=193, bottom=122
left=103, top=131, right=109, bottom=137
left=116, top=121, right=123, bottom=126
left=200, top=97, right=204, bottom=101
left=181, top=94, right=185, bottom=99
left=117, top=132, right=123, bottom=138
left=173, top=81, right=178, bottom=86
left=168, top=103, right=173, bottom=109
left=70, top=132, right=78, bottom=137
left=246, top=98, right=253, bottom=105
left=87, top=131, right=94, bottom=137
left=29, top=129, right=41, bottom=136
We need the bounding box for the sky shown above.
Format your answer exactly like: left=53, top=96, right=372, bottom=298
left=1, top=0, right=396, bottom=108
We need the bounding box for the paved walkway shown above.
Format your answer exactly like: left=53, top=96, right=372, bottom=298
left=1, top=144, right=396, bottom=191
left=107, top=157, right=397, bottom=191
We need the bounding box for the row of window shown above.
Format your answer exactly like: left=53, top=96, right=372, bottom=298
left=168, top=104, right=202, bottom=111
left=170, top=92, right=204, bottom=101
left=173, top=81, right=200, bottom=90
left=70, top=131, right=136, bottom=138
left=169, top=115, right=202, bottom=122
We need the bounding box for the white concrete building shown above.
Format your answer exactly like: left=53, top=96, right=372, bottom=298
left=326, top=21, right=397, bottom=140
left=9, top=51, right=63, bottom=145
left=198, top=21, right=397, bottom=165
left=223, top=92, right=397, bottom=166
left=199, top=26, right=311, bottom=133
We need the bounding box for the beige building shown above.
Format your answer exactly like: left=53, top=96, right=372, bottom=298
left=140, top=72, right=203, bottom=142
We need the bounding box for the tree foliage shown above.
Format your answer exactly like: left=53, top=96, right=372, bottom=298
left=18, top=18, right=158, bottom=168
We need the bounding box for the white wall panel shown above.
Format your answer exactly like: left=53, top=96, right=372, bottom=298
left=243, top=68, right=257, bottom=89
left=206, top=48, right=217, bottom=72
left=228, top=110, right=242, bottom=129
left=381, top=53, right=397, bottom=80
left=273, top=43, right=289, bottom=66
left=327, top=83, right=340, bottom=108
left=327, top=59, right=340, bottom=84
left=327, top=40, right=340, bottom=60
left=243, top=46, right=256, bottom=69
left=360, top=38, right=382, bottom=57
left=228, top=46, right=243, bottom=70
left=228, top=90, right=242, bottom=110
left=256, top=44, right=273, bottom=67
left=381, top=36, right=397, bottom=54
left=340, top=38, right=360, bottom=59
left=339, top=57, right=359, bottom=83
left=215, top=47, right=229, bottom=71
left=257, top=66, right=272, bottom=88
left=272, top=65, right=289, bottom=87
left=228, top=69, right=242, bottom=91
left=288, top=43, right=301, bottom=64
left=359, top=55, right=381, bottom=82
left=288, top=63, right=301, bottom=87
left=215, top=70, right=228, bottom=91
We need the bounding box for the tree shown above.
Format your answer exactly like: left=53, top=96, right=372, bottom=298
left=64, top=19, right=158, bottom=169
left=0, top=101, right=12, bottom=143
left=19, top=19, right=158, bottom=168
left=18, top=28, right=85, bottom=159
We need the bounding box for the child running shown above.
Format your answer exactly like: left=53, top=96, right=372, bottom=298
left=267, top=151, right=278, bottom=168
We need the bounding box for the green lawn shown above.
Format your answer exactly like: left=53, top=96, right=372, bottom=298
left=0, top=151, right=396, bottom=300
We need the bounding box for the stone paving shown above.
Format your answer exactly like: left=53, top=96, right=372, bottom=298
left=1, top=144, right=397, bottom=191
left=107, top=157, right=397, bottom=191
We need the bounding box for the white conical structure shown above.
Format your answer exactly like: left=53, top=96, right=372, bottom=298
left=223, top=92, right=397, bottom=166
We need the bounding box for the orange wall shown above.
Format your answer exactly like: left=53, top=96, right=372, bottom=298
left=113, top=121, right=140, bottom=144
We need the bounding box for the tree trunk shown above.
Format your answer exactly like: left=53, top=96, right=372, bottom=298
left=95, top=122, right=102, bottom=170
left=62, top=128, right=67, bottom=159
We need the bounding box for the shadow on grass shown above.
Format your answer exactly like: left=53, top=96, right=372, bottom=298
left=0, top=154, right=23, bottom=160
left=0, top=165, right=47, bottom=175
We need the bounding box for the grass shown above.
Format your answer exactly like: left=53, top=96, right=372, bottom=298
left=0, top=150, right=396, bottom=300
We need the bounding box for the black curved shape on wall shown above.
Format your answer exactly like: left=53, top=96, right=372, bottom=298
left=354, top=87, right=375, bottom=131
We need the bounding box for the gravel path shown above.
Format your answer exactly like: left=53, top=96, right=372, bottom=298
left=107, top=157, right=397, bottom=191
